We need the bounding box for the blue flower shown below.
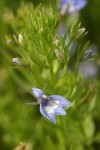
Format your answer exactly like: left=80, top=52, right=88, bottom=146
left=59, top=0, right=87, bottom=15
left=31, top=88, right=72, bottom=124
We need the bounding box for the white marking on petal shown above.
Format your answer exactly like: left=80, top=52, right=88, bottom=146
left=55, top=100, right=60, bottom=105
left=49, top=100, right=60, bottom=107
left=44, top=106, right=54, bottom=113
left=44, top=100, right=61, bottom=114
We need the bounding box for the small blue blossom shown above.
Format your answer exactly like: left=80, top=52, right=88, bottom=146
left=31, top=88, right=72, bottom=124
left=59, top=0, right=87, bottom=15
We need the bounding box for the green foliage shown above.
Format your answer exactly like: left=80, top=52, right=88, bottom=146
left=0, top=2, right=100, bottom=150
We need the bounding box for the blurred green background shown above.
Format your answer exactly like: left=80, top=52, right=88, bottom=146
left=0, top=0, right=100, bottom=150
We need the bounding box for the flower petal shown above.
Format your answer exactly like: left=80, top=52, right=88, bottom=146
left=68, top=0, right=87, bottom=13
left=40, top=104, right=56, bottom=124
left=59, top=0, right=87, bottom=14
left=48, top=95, right=72, bottom=107
left=45, top=100, right=66, bottom=115
left=54, top=107, right=66, bottom=115
left=32, top=88, right=44, bottom=101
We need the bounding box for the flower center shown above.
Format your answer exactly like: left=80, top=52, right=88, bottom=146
left=42, top=95, right=49, bottom=106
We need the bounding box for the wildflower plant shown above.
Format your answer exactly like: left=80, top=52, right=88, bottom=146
left=9, top=3, right=91, bottom=123
left=2, top=2, right=99, bottom=150
left=12, top=5, right=92, bottom=122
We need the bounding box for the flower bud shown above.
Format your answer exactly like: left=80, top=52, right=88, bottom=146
left=82, top=50, right=93, bottom=61
left=76, top=28, right=85, bottom=38
left=53, top=39, right=60, bottom=46
left=84, top=50, right=92, bottom=58
left=18, top=34, right=23, bottom=45
left=55, top=49, right=64, bottom=62
left=12, top=58, right=22, bottom=65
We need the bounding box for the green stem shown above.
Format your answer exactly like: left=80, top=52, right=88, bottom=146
left=67, top=61, right=80, bottom=97
left=61, top=63, right=68, bottom=77
left=74, top=61, right=80, bottom=84
left=46, top=57, right=56, bottom=84
left=64, top=37, right=73, bottom=50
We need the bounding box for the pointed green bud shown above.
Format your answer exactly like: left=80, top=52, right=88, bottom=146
left=18, top=34, right=23, bottom=45
left=55, top=49, right=64, bottom=62
left=76, top=28, right=85, bottom=38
